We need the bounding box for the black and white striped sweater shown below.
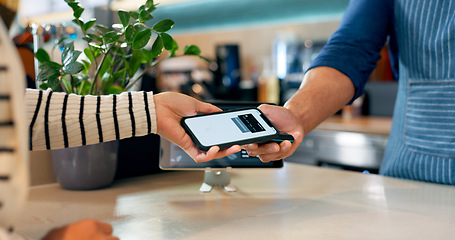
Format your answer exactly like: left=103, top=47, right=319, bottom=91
left=26, top=89, right=157, bottom=151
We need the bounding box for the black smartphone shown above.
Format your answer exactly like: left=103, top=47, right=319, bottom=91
left=181, top=108, right=281, bottom=151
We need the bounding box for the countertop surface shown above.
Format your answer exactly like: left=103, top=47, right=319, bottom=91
left=317, top=116, right=393, bottom=135
left=16, top=163, right=455, bottom=240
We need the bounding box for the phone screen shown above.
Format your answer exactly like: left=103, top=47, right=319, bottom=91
left=182, top=108, right=278, bottom=148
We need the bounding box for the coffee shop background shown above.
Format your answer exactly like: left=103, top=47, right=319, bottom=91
left=19, top=0, right=397, bottom=186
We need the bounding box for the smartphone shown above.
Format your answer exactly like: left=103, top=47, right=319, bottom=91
left=181, top=108, right=281, bottom=151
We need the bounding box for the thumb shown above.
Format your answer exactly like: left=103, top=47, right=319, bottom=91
left=258, top=104, right=293, bottom=131
left=196, top=101, right=222, bottom=114
left=258, top=104, right=280, bottom=121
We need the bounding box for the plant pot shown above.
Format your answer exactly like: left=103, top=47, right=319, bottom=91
left=51, top=140, right=119, bottom=190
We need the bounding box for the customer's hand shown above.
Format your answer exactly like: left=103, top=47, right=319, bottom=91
left=154, top=92, right=241, bottom=162
left=243, top=104, right=304, bottom=162
left=42, top=219, right=118, bottom=240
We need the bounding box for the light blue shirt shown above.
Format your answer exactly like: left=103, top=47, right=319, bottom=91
left=309, top=0, right=455, bottom=185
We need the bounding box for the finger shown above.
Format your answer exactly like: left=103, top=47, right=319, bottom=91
left=258, top=153, right=283, bottom=163
left=258, top=104, right=279, bottom=119
left=194, top=145, right=220, bottom=163
left=194, top=145, right=241, bottom=163
left=245, top=142, right=280, bottom=156
left=242, top=143, right=258, bottom=150
left=260, top=140, right=296, bottom=162
left=96, top=221, right=114, bottom=235
left=280, top=140, right=293, bottom=153
left=215, top=145, right=241, bottom=157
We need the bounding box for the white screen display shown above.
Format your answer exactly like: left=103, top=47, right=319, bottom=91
left=183, top=109, right=277, bottom=147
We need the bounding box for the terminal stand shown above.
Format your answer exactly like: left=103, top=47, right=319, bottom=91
left=199, top=167, right=237, bottom=193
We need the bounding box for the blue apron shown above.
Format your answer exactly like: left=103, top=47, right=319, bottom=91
left=380, top=0, right=455, bottom=184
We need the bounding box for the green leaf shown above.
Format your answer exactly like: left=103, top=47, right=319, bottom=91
left=161, top=33, right=174, bottom=51
left=82, top=59, right=91, bottom=75
left=61, top=76, right=73, bottom=94
left=111, top=45, right=125, bottom=56
left=103, top=31, right=120, bottom=44
left=57, top=37, right=67, bottom=45
left=168, top=40, right=179, bottom=57
left=71, top=75, right=85, bottom=87
left=93, top=47, right=102, bottom=58
left=82, top=36, right=93, bottom=43
left=151, top=35, right=163, bottom=57
left=183, top=45, right=201, bottom=55
left=95, top=24, right=111, bottom=34
left=101, top=72, right=114, bottom=93
left=145, top=0, right=154, bottom=9
left=141, top=49, right=154, bottom=63
left=62, top=42, right=82, bottom=66
left=98, top=54, right=113, bottom=81
left=125, top=24, right=142, bottom=43
left=37, top=62, right=62, bottom=83
left=63, top=62, right=84, bottom=75
left=47, top=75, right=61, bottom=90
left=39, top=83, right=48, bottom=90
left=118, top=10, right=130, bottom=28
left=35, top=48, right=51, bottom=63
left=65, top=1, right=79, bottom=10
left=153, top=19, right=174, bottom=32
left=87, top=33, right=102, bottom=42
left=62, top=41, right=75, bottom=57
left=113, top=69, right=126, bottom=82
left=129, top=11, right=140, bottom=20
left=89, top=42, right=104, bottom=51
left=83, top=20, right=96, bottom=31
left=78, top=80, right=91, bottom=95
left=37, top=60, right=61, bottom=90
left=132, top=29, right=151, bottom=49
left=74, top=8, right=84, bottom=19
left=146, top=4, right=156, bottom=13
left=139, top=10, right=153, bottom=22
left=83, top=48, right=94, bottom=63
left=129, top=49, right=142, bottom=77
left=107, top=85, right=124, bottom=95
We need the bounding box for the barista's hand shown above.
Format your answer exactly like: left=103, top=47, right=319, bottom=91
left=154, top=92, right=241, bottom=162
left=42, top=219, right=118, bottom=240
left=243, top=104, right=304, bottom=162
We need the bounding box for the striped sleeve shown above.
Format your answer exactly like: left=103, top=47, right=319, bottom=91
left=26, top=89, right=157, bottom=151
left=0, top=18, right=29, bottom=232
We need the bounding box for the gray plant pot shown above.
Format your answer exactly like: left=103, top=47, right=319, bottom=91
left=51, top=141, right=118, bottom=190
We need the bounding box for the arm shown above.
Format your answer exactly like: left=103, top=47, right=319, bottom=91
left=245, top=67, right=354, bottom=162
left=26, top=89, right=240, bottom=162
left=245, top=0, right=393, bottom=161
left=26, top=88, right=157, bottom=151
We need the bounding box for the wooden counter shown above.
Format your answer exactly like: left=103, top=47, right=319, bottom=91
left=15, top=163, right=455, bottom=240
left=317, top=116, right=392, bottom=136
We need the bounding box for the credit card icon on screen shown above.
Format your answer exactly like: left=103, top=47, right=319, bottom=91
left=231, top=114, right=265, bottom=133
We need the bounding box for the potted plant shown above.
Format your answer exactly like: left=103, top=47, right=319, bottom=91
left=34, top=0, right=203, bottom=190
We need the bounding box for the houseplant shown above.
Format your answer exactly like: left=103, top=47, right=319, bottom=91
left=34, top=0, right=203, bottom=190
left=35, top=0, right=202, bottom=95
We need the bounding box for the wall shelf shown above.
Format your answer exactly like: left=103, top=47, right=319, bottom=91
left=152, top=0, right=350, bottom=34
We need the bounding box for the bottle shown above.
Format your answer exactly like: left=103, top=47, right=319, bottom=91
left=258, top=58, right=279, bottom=104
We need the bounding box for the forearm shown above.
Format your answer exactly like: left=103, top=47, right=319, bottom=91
left=284, top=66, right=355, bottom=134
left=26, top=89, right=157, bottom=151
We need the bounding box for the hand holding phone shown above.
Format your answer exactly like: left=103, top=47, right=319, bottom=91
left=181, top=108, right=288, bottom=151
